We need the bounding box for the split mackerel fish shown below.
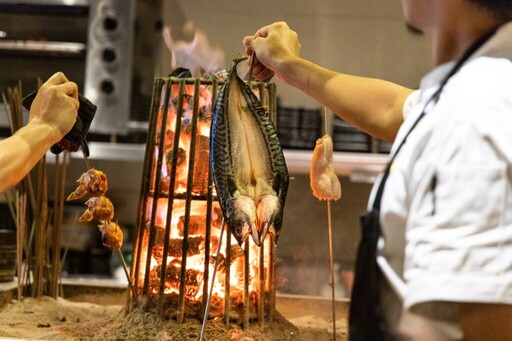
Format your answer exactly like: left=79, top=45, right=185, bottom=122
left=210, top=57, right=289, bottom=246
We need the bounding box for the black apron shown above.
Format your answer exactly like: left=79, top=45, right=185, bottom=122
left=348, top=29, right=498, bottom=341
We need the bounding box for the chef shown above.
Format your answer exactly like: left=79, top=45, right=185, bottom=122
left=243, top=0, right=512, bottom=339
left=0, top=72, right=78, bottom=193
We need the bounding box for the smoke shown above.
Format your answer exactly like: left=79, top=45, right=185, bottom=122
left=162, top=22, right=225, bottom=78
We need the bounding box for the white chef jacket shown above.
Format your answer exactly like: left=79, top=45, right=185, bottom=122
left=371, top=22, right=512, bottom=338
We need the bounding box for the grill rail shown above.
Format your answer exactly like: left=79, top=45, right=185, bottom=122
left=129, top=76, right=278, bottom=328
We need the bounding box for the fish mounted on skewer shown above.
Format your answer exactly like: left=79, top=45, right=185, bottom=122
left=210, top=56, right=289, bottom=246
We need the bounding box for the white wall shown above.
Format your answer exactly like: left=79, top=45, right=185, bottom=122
left=160, top=0, right=433, bottom=108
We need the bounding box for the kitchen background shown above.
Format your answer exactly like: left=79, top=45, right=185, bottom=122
left=0, top=0, right=432, bottom=298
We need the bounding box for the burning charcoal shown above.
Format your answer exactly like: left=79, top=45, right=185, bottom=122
left=159, top=176, right=170, bottom=194
left=153, top=236, right=204, bottom=260
left=209, top=236, right=219, bottom=254
left=198, top=106, right=212, bottom=121
left=164, top=129, right=175, bottom=150
left=197, top=294, right=225, bottom=319
left=229, top=244, right=244, bottom=263
left=131, top=76, right=279, bottom=324
left=183, top=269, right=201, bottom=287
left=235, top=257, right=245, bottom=283
left=161, top=263, right=201, bottom=287
left=212, top=253, right=227, bottom=274
left=210, top=244, right=244, bottom=274
left=182, top=108, right=193, bottom=127
left=161, top=147, right=187, bottom=194
left=177, top=215, right=206, bottom=236
left=172, top=92, right=193, bottom=110
left=149, top=267, right=164, bottom=288
left=165, top=147, right=186, bottom=167
left=154, top=225, right=166, bottom=245
left=212, top=206, right=223, bottom=228
left=192, top=134, right=210, bottom=195
left=168, top=236, right=204, bottom=257
left=152, top=243, right=164, bottom=262
left=189, top=235, right=204, bottom=254
left=185, top=285, right=200, bottom=298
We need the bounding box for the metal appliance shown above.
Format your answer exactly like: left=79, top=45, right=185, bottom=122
left=0, top=0, right=89, bottom=98
left=84, top=0, right=136, bottom=135
left=0, top=0, right=146, bottom=137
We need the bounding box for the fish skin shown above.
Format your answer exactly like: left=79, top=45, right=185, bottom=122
left=210, top=57, right=289, bottom=246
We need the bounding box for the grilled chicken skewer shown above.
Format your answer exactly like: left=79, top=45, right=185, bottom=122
left=311, top=134, right=342, bottom=201
left=310, top=111, right=342, bottom=340
left=66, top=168, right=134, bottom=298
left=211, top=56, right=289, bottom=246
left=67, top=168, right=108, bottom=201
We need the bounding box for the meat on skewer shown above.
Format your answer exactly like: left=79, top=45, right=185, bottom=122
left=67, top=168, right=108, bottom=201
left=78, top=196, right=114, bottom=222
left=99, top=221, right=123, bottom=250
left=310, top=134, right=342, bottom=201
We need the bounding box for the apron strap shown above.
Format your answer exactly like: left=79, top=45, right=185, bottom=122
left=371, top=27, right=498, bottom=211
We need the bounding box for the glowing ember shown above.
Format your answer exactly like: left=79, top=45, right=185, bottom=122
left=131, top=75, right=277, bottom=326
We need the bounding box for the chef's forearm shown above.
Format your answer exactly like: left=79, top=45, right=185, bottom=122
left=277, top=57, right=414, bottom=142
left=459, top=303, right=512, bottom=340
left=0, top=122, right=58, bottom=192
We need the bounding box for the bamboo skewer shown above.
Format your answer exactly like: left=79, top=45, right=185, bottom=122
left=50, top=152, right=67, bottom=298
left=323, top=106, right=337, bottom=341
left=327, top=200, right=337, bottom=340
left=2, top=82, right=80, bottom=301
left=243, top=239, right=250, bottom=330
left=16, top=192, right=26, bottom=300
left=258, top=240, right=265, bottom=326
left=117, top=249, right=136, bottom=298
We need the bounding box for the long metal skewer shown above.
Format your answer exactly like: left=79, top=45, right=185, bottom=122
left=199, top=218, right=226, bottom=341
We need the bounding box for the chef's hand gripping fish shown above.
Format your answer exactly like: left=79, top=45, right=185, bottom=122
left=210, top=57, right=289, bottom=246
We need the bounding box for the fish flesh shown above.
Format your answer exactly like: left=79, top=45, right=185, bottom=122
left=210, top=57, right=289, bottom=246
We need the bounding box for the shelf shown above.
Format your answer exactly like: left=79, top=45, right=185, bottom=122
left=0, top=0, right=89, bottom=12
left=0, top=40, right=85, bottom=57
left=42, top=143, right=388, bottom=181
left=42, top=141, right=146, bottom=163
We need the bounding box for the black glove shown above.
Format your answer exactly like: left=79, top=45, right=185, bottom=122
left=22, top=90, right=96, bottom=156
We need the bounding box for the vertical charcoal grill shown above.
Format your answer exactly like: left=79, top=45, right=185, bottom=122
left=129, top=75, right=278, bottom=328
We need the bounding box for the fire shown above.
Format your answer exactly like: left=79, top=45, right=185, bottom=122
left=132, top=78, right=276, bottom=322
left=140, top=196, right=264, bottom=299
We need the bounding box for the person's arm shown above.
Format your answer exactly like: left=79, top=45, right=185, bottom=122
left=243, top=21, right=414, bottom=142
left=459, top=303, right=512, bottom=340
left=0, top=72, right=78, bottom=193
